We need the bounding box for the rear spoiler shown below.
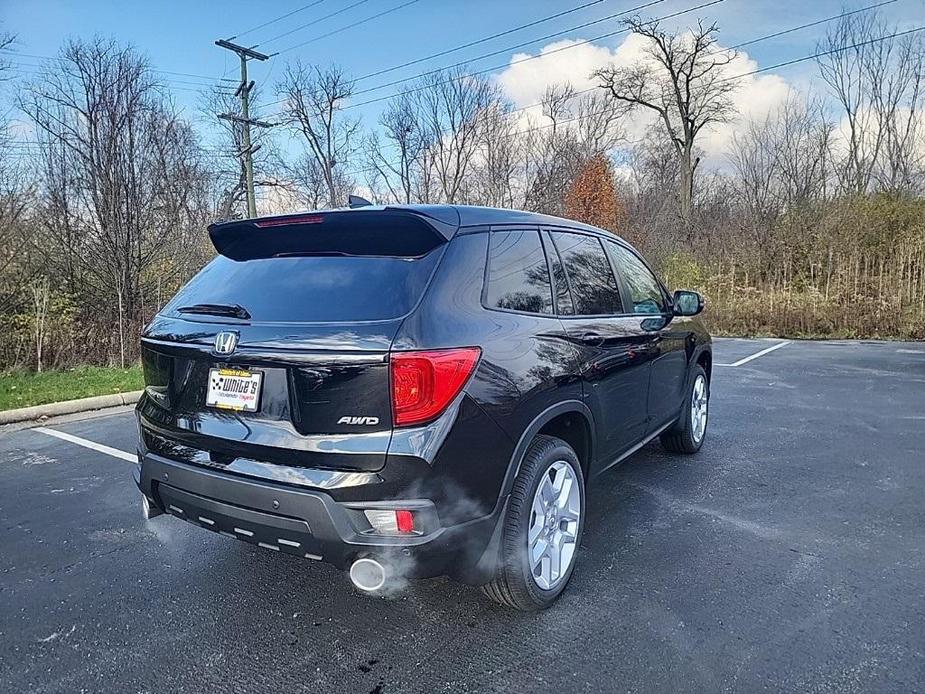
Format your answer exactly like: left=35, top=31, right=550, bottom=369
left=208, top=207, right=460, bottom=261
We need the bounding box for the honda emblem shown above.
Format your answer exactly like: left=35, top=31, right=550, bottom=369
left=213, top=331, right=238, bottom=355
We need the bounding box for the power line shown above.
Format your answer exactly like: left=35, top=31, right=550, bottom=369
left=338, top=23, right=925, bottom=180
left=354, top=0, right=612, bottom=83
left=256, top=0, right=371, bottom=46
left=344, top=0, right=724, bottom=112
left=0, top=48, right=234, bottom=83
left=262, top=0, right=708, bottom=113
left=351, top=0, right=667, bottom=97
left=731, top=0, right=898, bottom=49
left=502, top=0, right=903, bottom=124
left=502, top=25, right=925, bottom=139
left=6, top=60, right=234, bottom=91
left=12, top=24, right=919, bottom=171
left=226, top=0, right=328, bottom=41
left=273, top=0, right=422, bottom=55
left=723, top=23, right=924, bottom=81
left=365, top=0, right=900, bottom=122
left=334, top=0, right=896, bottom=132
left=6, top=139, right=236, bottom=155
left=7, top=63, right=234, bottom=93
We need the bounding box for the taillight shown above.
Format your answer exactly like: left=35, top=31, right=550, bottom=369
left=390, top=347, right=481, bottom=427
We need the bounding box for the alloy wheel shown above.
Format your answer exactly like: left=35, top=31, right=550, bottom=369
left=691, top=374, right=708, bottom=443
left=527, top=461, right=581, bottom=590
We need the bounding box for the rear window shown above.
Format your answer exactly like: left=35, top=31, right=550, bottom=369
left=163, top=249, right=443, bottom=323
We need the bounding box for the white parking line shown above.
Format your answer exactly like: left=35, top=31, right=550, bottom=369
left=716, top=340, right=792, bottom=368
left=34, top=427, right=136, bottom=463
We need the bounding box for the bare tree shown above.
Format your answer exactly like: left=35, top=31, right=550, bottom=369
left=0, top=29, right=15, bottom=83
left=541, top=83, right=575, bottom=135
left=31, top=277, right=49, bottom=372
left=20, top=37, right=212, bottom=364
left=411, top=68, right=496, bottom=203
left=594, top=18, right=738, bottom=233
left=473, top=99, right=519, bottom=207
left=517, top=85, right=579, bottom=214
left=875, top=31, right=924, bottom=193
left=731, top=95, right=832, bottom=225
left=575, top=90, right=627, bottom=159
left=0, top=44, right=33, bottom=314
left=278, top=63, right=359, bottom=207
left=519, top=84, right=626, bottom=215
left=817, top=12, right=925, bottom=194
left=364, top=93, right=428, bottom=203
left=288, top=153, right=353, bottom=210
left=621, top=125, right=684, bottom=247
left=817, top=12, right=886, bottom=194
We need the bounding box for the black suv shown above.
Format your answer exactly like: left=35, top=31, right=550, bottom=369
left=135, top=205, right=710, bottom=610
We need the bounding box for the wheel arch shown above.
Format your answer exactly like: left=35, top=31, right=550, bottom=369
left=696, top=348, right=712, bottom=382
left=465, top=401, right=595, bottom=587
left=499, top=401, right=596, bottom=498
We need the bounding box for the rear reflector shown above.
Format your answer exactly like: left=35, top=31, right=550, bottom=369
left=390, top=347, right=481, bottom=427
left=395, top=510, right=415, bottom=534
left=364, top=509, right=416, bottom=535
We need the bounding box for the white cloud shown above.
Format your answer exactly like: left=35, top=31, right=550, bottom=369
left=496, top=36, right=644, bottom=106
left=699, top=51, right=793, bottom=159
left=493, top=33, right=795, bottom=166
left=6, top=118, right=36, bottom=140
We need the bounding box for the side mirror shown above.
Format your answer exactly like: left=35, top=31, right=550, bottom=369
left=673, top=290, right=704, bottom=317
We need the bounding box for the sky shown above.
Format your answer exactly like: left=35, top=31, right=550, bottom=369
left=2, top=0, right=924, bottom=171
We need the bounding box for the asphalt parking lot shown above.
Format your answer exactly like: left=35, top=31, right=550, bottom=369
left=1, top=338, right=923, bottom=693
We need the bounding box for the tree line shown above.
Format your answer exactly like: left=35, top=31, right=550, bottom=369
left=1, top=10, right=923, bottom=372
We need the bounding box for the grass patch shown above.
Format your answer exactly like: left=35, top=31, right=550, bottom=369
left=0, top=365, right=143, bottom=411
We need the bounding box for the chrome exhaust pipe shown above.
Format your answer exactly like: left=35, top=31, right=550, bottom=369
left=141, top=494, right=163, bottom=520
left=349, top=557, right=387, bottom=592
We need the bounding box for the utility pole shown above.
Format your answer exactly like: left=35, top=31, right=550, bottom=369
left=215, top=39, right=271, bottom=218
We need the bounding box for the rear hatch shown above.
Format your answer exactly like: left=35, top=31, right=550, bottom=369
left=138, top=209, right=454, bottom=472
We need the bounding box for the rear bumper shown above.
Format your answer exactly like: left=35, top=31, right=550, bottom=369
left=135, top=452, right=504, bottom=584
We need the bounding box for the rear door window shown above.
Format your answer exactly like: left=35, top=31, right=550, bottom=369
left=485, top=229, right=553, bottom=315
left=551, top=231, right=624, bottom=316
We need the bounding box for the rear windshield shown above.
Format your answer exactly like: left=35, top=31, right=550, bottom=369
left=163, top=248, right=443, bottom=323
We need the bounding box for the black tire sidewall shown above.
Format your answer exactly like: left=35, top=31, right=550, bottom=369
left=506, top=437, right=586, bottom=608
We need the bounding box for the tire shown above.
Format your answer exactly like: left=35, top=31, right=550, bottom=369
left=660, top=365, right=709, bottom=454
left=481, top=435, right=585, bottom=611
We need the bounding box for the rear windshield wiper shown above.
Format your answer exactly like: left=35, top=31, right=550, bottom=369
left=273, top=251, right=356, bottom=258
left=177, top=303, right=251, bottom=320
left=273, top=251, right=417, bottom=259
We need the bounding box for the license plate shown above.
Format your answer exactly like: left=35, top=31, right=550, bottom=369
left=206, top=368, right=263, bottom=412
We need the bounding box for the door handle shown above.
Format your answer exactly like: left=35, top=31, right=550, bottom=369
left=579, top=332, right=605, bottom=346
